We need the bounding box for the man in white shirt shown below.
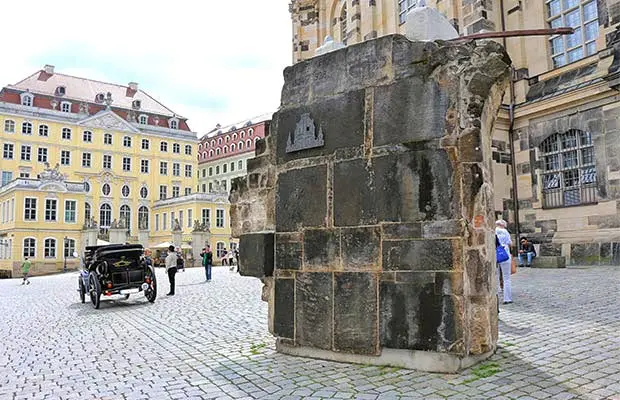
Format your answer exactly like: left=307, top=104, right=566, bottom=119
left=165, top=245, right=178, bottom=296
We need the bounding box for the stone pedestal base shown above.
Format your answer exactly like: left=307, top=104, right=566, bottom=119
left=276, top=339, right=494, bottom=373
left=532, top=256, right=566, bottom=268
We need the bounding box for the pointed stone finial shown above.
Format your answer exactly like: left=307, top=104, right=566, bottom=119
left=405, top=3, right=458, bottom=41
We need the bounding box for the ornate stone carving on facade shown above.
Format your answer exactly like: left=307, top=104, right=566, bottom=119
left=286, top=113, right=324, bottom=153
left=39, top=163, right=66, bottom=182
left=110, top=219, right=119, bottom=229
left=173, top=219, right=182, bottom=231
left=138, top=214, right=148, bottom=230
left=104, top=92, right=113, bottom=109
left=79, top=102, right=89, bottom=115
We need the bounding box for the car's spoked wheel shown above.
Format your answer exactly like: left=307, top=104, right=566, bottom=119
left=89, top=273, right=101, bottom=309
left=79, top=277, right=86, bottom=304
left=145, top=266, right=157, bottom=303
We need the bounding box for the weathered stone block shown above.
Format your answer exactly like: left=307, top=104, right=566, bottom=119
left=276, top=165, right=327, bottom=232
left=275, top=234, right=302, bottom=270
left=303, top=228, right=340, bottom=270
left=274, top=279, right=295, bottom=338
left=334, top=272, right=378, bottom=354
left=295, top=273, right=333, bottom=349
left=382, top=222, right=422, bottom=239
left=533, top=256, right=566, bottom=268
left=239, top=233, right=274, bottom=278
left=373, top=76, right=449, bottom=146
left=383, top=239, right=459, bottom=271
left=571, top=243, right=600, bottom=265
left=275, top=90, right=365, bottom=164
left=380, top=280, right=460, bottom=351
left=334, top=159, right=377, bottom=226
left=373, top=150, right=455, bottom=222
left=341, top=226, right=381, bottom=271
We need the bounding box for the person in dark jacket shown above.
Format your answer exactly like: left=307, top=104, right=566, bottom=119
left=518, top=237, right=537, bottom=267
left=200, top=245, right=213, bottom=282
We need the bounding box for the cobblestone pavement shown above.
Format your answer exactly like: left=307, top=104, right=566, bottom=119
left=1, top=265, right=619, bottom=400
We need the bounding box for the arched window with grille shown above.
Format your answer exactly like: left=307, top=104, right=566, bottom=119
left=138, top=206, right=149, bottom=230
left=120, top=205, right=131, bottom=231
left=84, top=202, right=91, bottom=223
left=99, top=204, right=112, bottom=229
left=540, top=129, right=597, bottom=208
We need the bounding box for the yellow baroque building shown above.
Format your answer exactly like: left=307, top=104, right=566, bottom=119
left=0, top=65, right=234, bottom=277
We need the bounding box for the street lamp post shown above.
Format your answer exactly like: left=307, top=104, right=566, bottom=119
left=63, top=236, right=68, bottom=273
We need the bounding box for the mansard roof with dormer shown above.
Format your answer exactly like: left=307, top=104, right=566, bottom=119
left=0, top=65, right=196, bottom=137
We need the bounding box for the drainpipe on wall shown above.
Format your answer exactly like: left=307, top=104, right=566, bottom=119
left=499, top=0, right=521, bottom=246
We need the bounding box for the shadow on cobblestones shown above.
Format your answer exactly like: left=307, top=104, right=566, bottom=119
left=0, top=266, right=618, bottom=399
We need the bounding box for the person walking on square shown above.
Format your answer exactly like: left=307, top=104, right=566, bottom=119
left=21, top=257, right=31, bottom=285
left=200, top=245, right=213, bottom=282
left=221, top=248, right=228, bottom=266
left=165, top=245, right=178, bottom=296
left=496, top=219, right=513, bottom=304
left=176, top=247, right=185, bottom=272
left=518, top=237, right=537, bottom=267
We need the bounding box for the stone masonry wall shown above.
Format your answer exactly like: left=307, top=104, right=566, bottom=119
left=231, top=34, right=510, bottom=371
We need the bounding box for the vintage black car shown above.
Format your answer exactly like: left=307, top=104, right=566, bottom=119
left=78, top=244, right=157, bottom=309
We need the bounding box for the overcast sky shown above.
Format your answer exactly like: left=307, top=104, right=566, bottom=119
left=1, top=0, right=292, bottom=136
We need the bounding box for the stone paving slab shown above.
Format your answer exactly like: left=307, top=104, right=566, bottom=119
left=0, top=266, right=619, bottom=399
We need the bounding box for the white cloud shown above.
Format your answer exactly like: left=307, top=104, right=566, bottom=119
left=0, top=0, right=292, bottom=135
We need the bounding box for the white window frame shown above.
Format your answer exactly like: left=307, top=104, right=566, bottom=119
left=23, top=237, right=36, bottom=258
left=104, top=133, right=113, bottom=145
left=60, top=101, right=72, bottom=113
left=21, top=121, right=33, bottom=135
left=4, top=120, right=15, bottom=133
left=44, top=237, right=57, bottom=258
left=185, top=145, right=192, bottom=155
left=44, top=198, right=58, bottom=222
left=83, top=130, right=92, bottom=142
left=38, top=147, right=48, bottom=163
left=173, top=143, right=180, bottom=154
left=139, top=114, right=149, bottom=125
left=24, top=197, right=37, bottom=221
left=123, top=136, right=132, bottom=148
left=216, top=208, right=225, bottom=228
left=122, top=157, right=132, bottom=172
left=3, top=143, right=14, bottom=160
left=141, top=139, right=150, bottom=150
left=60, top=150, right=71, bottom=166
left=20, top=92, right=34, bottom=106
left=61, top=127, right=72, bottom=140
left=20, top=144, right=31, bottom=162
left=103, top=154, right=112, bottom=169
left=82, top=152, right=91, bottom=168
left=64, top=238, right=76, bottom=258
left=64, top=199, right=77, bottom=223
left=140, top=159, right=149, bottom=173
left=38, top=124, right=48, bottom=137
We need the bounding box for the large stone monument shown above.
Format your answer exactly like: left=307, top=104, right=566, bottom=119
left=230, top=34, right=510, bottom=372
left=191, top=220, right=211, bottom=267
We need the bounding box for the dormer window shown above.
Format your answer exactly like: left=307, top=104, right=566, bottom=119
left=60, top=101, right=71, bottom=113
left=95, top=93, right=105, bottom=103
left=168, top=117, right=179, bottom=130
left=20, top=92, right=34, bottom=107
left=138, top=114, right=148, bottom=125
left=132, top=100, right=142, bottom=110
left=56, top=86, right=66, bottom=96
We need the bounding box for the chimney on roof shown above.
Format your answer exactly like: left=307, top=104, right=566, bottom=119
left=44, top=65, right=55, bottom=74
left=128, top=82, right=138, bottom=91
